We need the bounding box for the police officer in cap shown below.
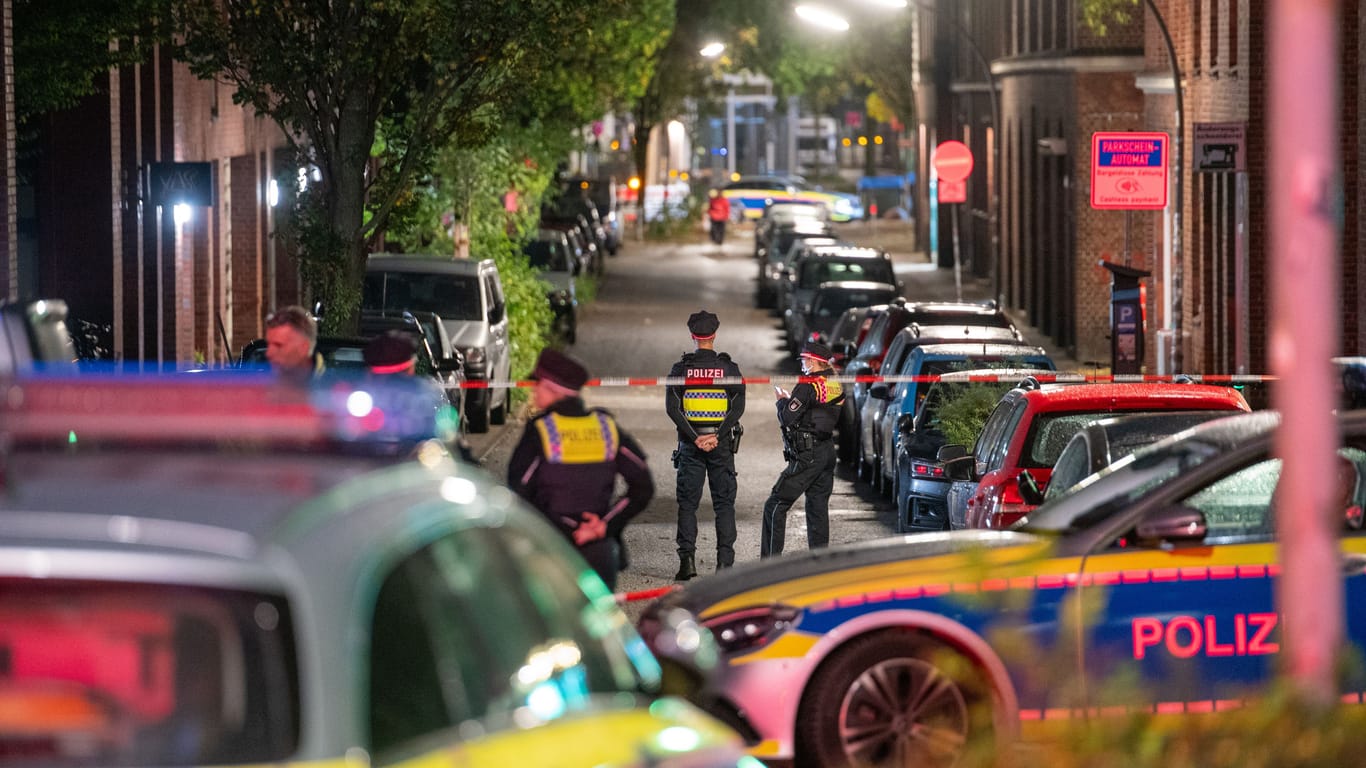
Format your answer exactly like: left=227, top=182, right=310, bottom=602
left=665, top=310, right=746, bottom=580
left=760, top=340, right=844, bottom=557
left=508, top=348, right=654, bottom=589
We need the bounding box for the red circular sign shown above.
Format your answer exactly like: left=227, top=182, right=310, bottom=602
left=932, top=140, right=974, bottom=183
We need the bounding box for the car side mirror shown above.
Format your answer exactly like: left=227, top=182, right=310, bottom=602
left=869, top=382, right=890, bottom=400
left=895, top=412, right=915, bottom=433
left=1017, top=472, right=1045, bottom=506
left=937, top=444, right=968, bottom=462
left=1134, top=506, right=1207, bottom=544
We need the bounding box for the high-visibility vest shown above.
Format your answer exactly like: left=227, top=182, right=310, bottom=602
left=682, top=388, right=728, bottom=424
left=534, top=411, right=619, bottom=464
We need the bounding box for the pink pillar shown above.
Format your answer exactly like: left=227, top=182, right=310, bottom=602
left=1269, top=0, right=1342, bottom=702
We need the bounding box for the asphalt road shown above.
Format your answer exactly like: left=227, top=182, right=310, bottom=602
left=468, top=222, right=942, bottom=601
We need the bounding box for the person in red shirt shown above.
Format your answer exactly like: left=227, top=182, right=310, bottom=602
left=707, top=189, right=731, bottom=244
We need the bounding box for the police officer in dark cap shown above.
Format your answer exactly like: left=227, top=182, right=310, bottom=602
left=760, top=340, right=844, bottom=557
left=665, top=310, right=746, bottom=579
left=363, top=330, right=419, bottom=375
left=508, top=348, right=654, bottom=590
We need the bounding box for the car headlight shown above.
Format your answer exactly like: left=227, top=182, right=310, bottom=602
left=703, top=605, right=801, bottom=655
left=463, top=346, right=486, bottom=365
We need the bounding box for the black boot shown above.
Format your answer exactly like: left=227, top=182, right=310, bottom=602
left=674, top=553, right=697, bottom=581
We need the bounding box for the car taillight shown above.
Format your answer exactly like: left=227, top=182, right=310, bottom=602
left=911, top=462, right=945, bottom=478
left=985, top=479, right=1032, bottom=528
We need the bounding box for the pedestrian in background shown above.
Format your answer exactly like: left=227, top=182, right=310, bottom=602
left=508, top=348, right=653, bottom=589
left=707, top=189, right=730, bottom=245
left=265, top=305, right=324, bottom=382
left=665, top=310, right=746, bottom=580
left=760, top=340, right=845, bottom=557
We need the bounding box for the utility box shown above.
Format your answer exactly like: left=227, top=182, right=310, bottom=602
left=1100, top=261, right=1150, bottom=375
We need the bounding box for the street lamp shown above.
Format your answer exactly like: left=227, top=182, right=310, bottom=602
left=699, top=41, right=725, bottom=58
left=794, top=5, right=850, bottom=32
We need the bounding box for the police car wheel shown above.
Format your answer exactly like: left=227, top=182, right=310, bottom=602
left=796, top=629, right=991, bottom=768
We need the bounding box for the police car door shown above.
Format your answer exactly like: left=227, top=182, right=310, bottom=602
left=1074, top=450, right=1284, bottom=718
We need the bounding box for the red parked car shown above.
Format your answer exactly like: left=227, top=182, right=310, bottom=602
left=953, top=379, right=1251, bottom=530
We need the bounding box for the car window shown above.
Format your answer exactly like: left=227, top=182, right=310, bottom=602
left=799, top=260, right=894, bottom=289
left=814, top=289, right=896, bottom=318
left=368, top=525, right=657, bottom=758
left=1021, top=411, right=1118, bottom=468
left=984, top=400, right=1029, bottom=472
left=1181, top=458, right=1281, bottom=542
left=857, top=313, right=894, bottom=358
left=484, top=273, right=506, bottom=324
left=1046, top=437, right=1094, bottom=500
left=363, top=272, right=483, bottom=321
left=0, top=581, right=299, bottom=766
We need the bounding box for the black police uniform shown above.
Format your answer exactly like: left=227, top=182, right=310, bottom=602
left=507, top=350, right=654, bottom=590
left=665, top=311, right=746, bottom=576
left=760, top=342, right=844, bottom=557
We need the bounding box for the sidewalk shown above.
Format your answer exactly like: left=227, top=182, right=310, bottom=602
left=833, top=219, right=1089, bottom=374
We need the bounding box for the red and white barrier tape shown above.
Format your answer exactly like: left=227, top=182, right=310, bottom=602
left=456, top=373, right=1278, bottom=389
left=615, top=585, right=678, bottom=604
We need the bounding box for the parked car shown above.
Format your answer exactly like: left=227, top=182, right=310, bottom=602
left=642, top=407, right=1366, bottom=768
left=359, top=311, right=467, bottom=425
left=542, top=202, right=606, bottom=275
left=827, top=304, right=885, bottom=371
left=560, top=175, right=622, bottom=255
left=840, top=299, right=1017, bottom=464
left=788, top=280, right=899, bottom=353
left=1037, top=410, right=1239, bottom=502
left=362, top=254, right=512, bottom=433
left=948, top=379, right=1251, bottom=530
left=754, top=200, right=829, bottom=258
left=894, top=369, right=1078, bottom=532
left=0, top=298, right=78, bottom=375
left=0, top=372, right=748, bottom=768
left=755, top=222, right=840, bottom=309
left=858, top=333, right=1043, bottom=493
left=524, top=232, right=580, bottom=344
left=781, top=247, right=897, bottom=350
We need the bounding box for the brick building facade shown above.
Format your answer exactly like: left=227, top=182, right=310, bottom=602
left=929, top=0, right=1363, bottom=375
left=26, top=44, right=294, bottom=365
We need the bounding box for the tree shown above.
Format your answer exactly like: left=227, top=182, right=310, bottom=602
left=172, top=0, right=646, bottom=333
left=13, top=0, right=170, bottom=148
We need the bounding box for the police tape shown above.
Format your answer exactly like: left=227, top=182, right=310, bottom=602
left=455, top=373, right=1278, bottom=389
left=615, top=585, right=678, bottom=604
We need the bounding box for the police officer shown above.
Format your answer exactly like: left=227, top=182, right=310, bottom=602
left=760, top=340, right=844, bottom=557
left=508, top=348, right=654, bottom=590
left=665, top=310, right=746, bottom=580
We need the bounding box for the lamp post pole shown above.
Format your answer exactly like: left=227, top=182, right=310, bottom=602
left=1143, top=0, right=1184, bottom=374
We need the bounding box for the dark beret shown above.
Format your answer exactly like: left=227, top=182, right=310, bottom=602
left=799, top=340, right=834, bottom=362
left=687, top=310, right=720, bottom=338
left=363, top=330, right=418, bottom=372
left=530, top=348, right=589, bottom=391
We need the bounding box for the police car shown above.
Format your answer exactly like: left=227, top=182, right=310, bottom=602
left=642, top=409, right=1366, bottom=768
left=0, top=372, right=753, bottom=767
left=722, top=176, right=863, bottom=222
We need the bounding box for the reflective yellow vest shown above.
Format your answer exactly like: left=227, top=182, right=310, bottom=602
left=534, top=411, right=620, bottom=464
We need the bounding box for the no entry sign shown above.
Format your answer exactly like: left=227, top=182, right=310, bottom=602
left=932, top=141, right=974, bottom=183
left=1090, top=131, right=1169, bottom=210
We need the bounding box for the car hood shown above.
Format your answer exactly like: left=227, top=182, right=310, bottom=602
left=443, top=320, right=492, bottom=350
left=659, top=530, right=1052, bottom=618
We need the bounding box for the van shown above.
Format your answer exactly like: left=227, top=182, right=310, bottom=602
left=362, top=255, right=510, bottom=433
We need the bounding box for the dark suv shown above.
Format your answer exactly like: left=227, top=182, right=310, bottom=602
left=780, top=246, right=897, bottom=352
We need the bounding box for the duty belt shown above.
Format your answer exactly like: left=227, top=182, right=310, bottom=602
left=692, top=425, right=721, bottom=435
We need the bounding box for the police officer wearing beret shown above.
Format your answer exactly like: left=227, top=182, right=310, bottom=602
left=665, top=310, right=746, bottom=580
left=508, top=348, right=654, bottom=590
left=760, top=340, right=845, bottom=557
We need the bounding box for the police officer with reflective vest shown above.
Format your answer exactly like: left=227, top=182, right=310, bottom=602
left=665, top=310, right=746, bottom=580
left=508, top=348, right=654, bottom=590
left=760, top=340, right=844, bottom=557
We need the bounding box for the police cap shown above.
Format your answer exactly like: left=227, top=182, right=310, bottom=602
left=363, top=330, right=418, bottom=374
left=687, top=310, right=720, bottom=338
left=530, top=348, right=589, bottom=391
left=799, top=340, right=834, bottom=363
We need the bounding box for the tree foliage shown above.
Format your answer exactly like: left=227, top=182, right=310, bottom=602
left=172, top=0, right=653, bottom=333
left=13, top=0, right=170, bottom=134
left=1079, top=0, right=1141, bottom=36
